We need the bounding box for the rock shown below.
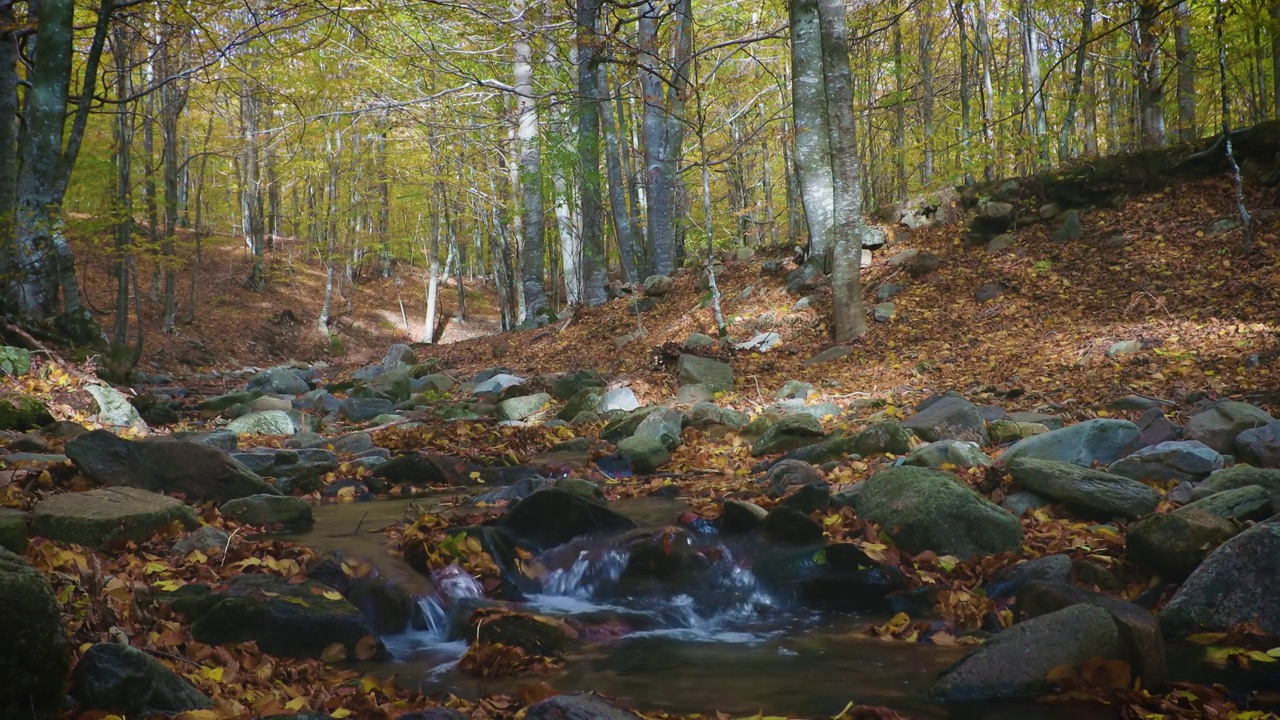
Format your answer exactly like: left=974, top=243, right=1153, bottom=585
left=373, top=453, right=482, bottom=487
left=227, top=409, right=298, bottom=435
left=472, top=373, right=526, bottom=396
left=774, top=400, right=840, bottom=421
left=247, top=367, right=311, bottom=396
left=1160, top=520, right=1280, bottom=638
left=1177, top=485, right=1273, bottom=522
left=762, top=505, right=824, bottom=544
left=850, top=466, right=1022, bottom=557
left=415, top=373, right=456, bottom=395
left=0, top=547, right=68, bottom=719
left=1014, top=582, right=1166, bottom=689
left=601, top=406, right=664, bottom=443
left=903, top=440, right=994, bottom=469
left=345, top=576, right=416, bottom=634
left=498, top=489, right=637, bottom=548
left=906, top=251, right=941, bottom=278
left=1000, top=419, right=1140, bottom=467
left=1051, top=209, right=1083, bottom=242
left=0, top=345, right=31, bottom=375
left=328, top=432, right=374, bottom=455
left=759, top=459, right=824, bottom=497
left=0, top=392, right=54, bottom=431
left=615, top=435, right=671, bottom=474
left=1235, top=421, right=1280, bottom=468
left=784, top=421, right=913, bottom=464
left=32, top=486, right=198, bottom=548
left=0, top=508, right=26, bottom=554
left=774, top=380, right=817, bottom=402
left=1006, top=458, right=1159, bottom=519
left=1108, top=441, right=1223, bottom=483
left=189, top=574, right=384, bottom=660
left=467, top=610, right=576, bottom=656
left=172, top=526, right=231, bottom=557
left=1001, top=491, right=1052, bottom=517
left=802, top=345, right=853, bottom=367
left=397, top=709, right=467, bottom=720
left=975, top=282, right=1009, bottom=302
left=675, top=383, right=715, bottom=404
left=554, top=477, right=605, bottom=505
left=1127, top=509, right=1237, bottom=580
left=498, top=392, right=551, bottom=421
left=751, top=413, right=825, bottom=456
left=66, top=430, right=278, bottom=503
left=901, top=394, right=990, bottom=446
left=985, top=234, right=1016, bottom=254
left=339, top=397, right=395, bottom=422
left=779, top=481, right=831, bottom=514
left=71, top=643, right=211, bottom=716
left=1185, top=401, right=1275, bottom=454
left=197, top=390, right=257, bottom=414
left=382, top=343, right=418, bottom=367
left=230, top=447, right=338, bottom=485
left=875, top=283, right=904, bottom=302
left=633, top=408, right=686, bottom=450
left=686, top=402, right=748, bottom=431
left=523, top=694, right=637, bottom=720
left=684, top=332, right=715, bottom=348
left=220, top=495, right=313, bottom=530
left=1191, top=466, right=1280, bottom=501
left=721, top=500, right=768, bottom=533
left=733, top=332, right=782, bottom=352
left=932, top=604, right=1123, bottom=702
left=675, top=354, right=733, bottom=391
left=85, top=384, right=147, bottom=431
left=557, top=388, right=605, bottom=421
left=598, top=387, right=640, bottom=413
left=872, top=302, right=896, bottom=322
left=1106, top=339, right=1146, bottom=359
left=982, top=554, right=1073, bottom=600
left=1007, top=411, right=1064, bottom=430
left=989, top=420, right=1048, bottom=444
left=1127, top=408, right=1184, bottom=452
left=642, top=274, right=674, bottom=296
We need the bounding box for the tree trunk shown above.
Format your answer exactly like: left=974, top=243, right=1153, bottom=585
left=514, top=5, right=549, bottom=322
left=1136, top=0, right=1166, bottom=147
left=241, top=83, right=266, bottom=289
left=110, top=25, right=133, bottom=345
left=600, top=65, right=639, bottom=282
left=953, top=0, right=973, bottom=183
left=1020, top=0, right=1049, bottom=168
left=1272, top=0, right=1280, bottom=119
left=317, top=129, right=340, bottom=336
left=1175, top=0, right=1195, bottom=141
left=639, top=0, right=692, bottom=277
left=789, top=0, right=835, bottom=259
left=158, top=34, right=187, bottom=335
left=758, top=105, right=779, bottom=248
left=973, top=0, right=997, bottom=180
left=918, top=3, right=935, bottom=186
left=576, top=0, right=608, bottom=306
left=1058, top=0, right=1094, bottom=161
left=0, top=3, right=18, bottom=286
left=893, top=12, right=906, bottom=200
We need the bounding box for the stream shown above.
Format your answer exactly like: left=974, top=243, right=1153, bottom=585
left=283, top=495, right=1135, bottom=719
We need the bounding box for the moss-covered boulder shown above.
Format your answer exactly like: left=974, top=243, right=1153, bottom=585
left=70, top=642, right=212, bottom=716
left=0, top=547, right=69, bottom=719
left=0, top=392, right=54, bottom=431
left=31, top=487, right=198, bottom=548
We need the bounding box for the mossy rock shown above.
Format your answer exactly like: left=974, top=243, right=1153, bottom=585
left=466, top=610, right=577, bottom=656
left=0, top=392, right=54, bottom=431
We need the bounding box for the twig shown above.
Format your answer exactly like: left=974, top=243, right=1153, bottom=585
left=144, top=648, right=202, bottom=668
left=219, top=527, right=240, bottom=569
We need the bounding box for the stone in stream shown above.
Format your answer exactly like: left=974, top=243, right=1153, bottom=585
left=799, top=542, right=908, bottom=610
left=1005, top=458, right=1159, bottom=520
left=1235, top=421, right=1280, bottom=468
left=1160, top=520, right=1280, bottom=638
left=901, top=393, right=990, bottom=446
left=720, top=499, right=768, bottom=533
left=66, top=430, right=278, bottom=503
left=220, top=495, right=313, bottom=530
left=0, top=547, right=69, bottom=720
left=999, top=419, right=1140, bottom=467
left=231, top=447, right=338, bottom=485
left=372, top=452, right=482, bottom=487
left=498, top=489, right=637, bottom=548
left=85, top=384, right=148, bottom=431
left=1190, top=466, right=1280, bottom=502
left=70, top=642, right=212, bottom=716
left=465, top=609, right=578, bottom=657
left=189, top=574, right=385, bottom=660
left=931, top=604, right=1125, bottom=702
left=981, top=554, right=1074, bottom=601
left=903, top=440, right=994, bottom=469
left=345, top=576, right=417, bottom=635
left=523, top=694, right=637, bottom=720
left=1126, top=509, right=1237, bottom=580
left=32, top=486, right=198, bottom=548
left=1184, top=401, right=1275, bottom=454
left=674, top=354, right=733, bottom=391
left=758, top=458, right=823, bottom=498
left=1108, top=440, right=1223, bottom=483
left=751, top=413, right=826, bottom=456
left=849, top=466, right=1022, bottom=558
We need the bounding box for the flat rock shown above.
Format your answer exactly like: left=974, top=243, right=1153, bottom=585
left=226, top=409, right=298, bottom=435
left=1191, top=466, right=1280, bottom=502
left=901, top=394, right=990, bottom=446
left=32, top=486, right=198, bottom=548
left=220, top=495, right=314, bottom=530
left=1006, top=458, right=1159, bottom=519
left=1000, top=419, right=1139, bottom=467
left=1108, top=440, right=1223, bottom=483
left=1160, top=520, right=1280, bottom=638
left=1184, top=401, right=1275, bottom=454
left=675, top=354, right=733, bottom=391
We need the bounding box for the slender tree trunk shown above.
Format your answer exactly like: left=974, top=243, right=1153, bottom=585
left=188, top=116, right=213, bottom=323
left=758, top=105, right=779, bottom=248
left=1136, top=0, right=1166, bottom=147
left=1020, top=0, right=1049, bottom=168
left=158, top=34, right=187, bottom=335
left=111, top=26, right=133, bottom=345
left=600, top=65, right=639, bottom=282
left=1175, top=1, right=1196, bottom=141
left=576, top=0, right=608, bottom=306
left=424, top=204, right=440, bottom=343
left=918, top=3, right=935, bottom=186
left=0, top=3, right=18, bottom=288
left=790, top=0, right=835, bottom=259
left=1272, top=0, right=1280, bottom=119
left=376, top=131, right=391, bottom=277
left=514, top=4, right=549, bottom=322
left=1059, top=0, right=1094, bottom=162
left=973, top=0, right=997, bottom=180
left=143, top=60, right=160, bottom=300
left=639, top=0, right=692, bottom=277
left=317, top=129, right=340, bottom=335
left=1084, top=46, right=1100, bottom=155
left=241, top=83, right=266, bottom=289
left=953, top=0, right=974, bottom=183
left=893, top=13, right=906, bottom=200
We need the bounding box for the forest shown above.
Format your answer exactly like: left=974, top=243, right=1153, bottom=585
left=3, top=0, right=1280, bottom=719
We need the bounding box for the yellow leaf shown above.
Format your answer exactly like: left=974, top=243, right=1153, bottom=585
left=321, top=589, right=343, bottom=601
left=284, top=697, right=308, bottom=711
left=200, top=666, right=224, bottom=682
left=331, top=710, right=352, bottom=719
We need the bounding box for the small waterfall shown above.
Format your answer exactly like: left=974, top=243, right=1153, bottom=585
left=413, top=595, right=449, bottom=635
left=540, top=548, right=629, bottom=597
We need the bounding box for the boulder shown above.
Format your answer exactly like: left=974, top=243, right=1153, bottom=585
left=472, top=373, right=526, bottom=396
left=675, top=354, right=733, bottom=391
left=759, top=459, right=824, bottom=497
left=761, top=505, right=824, bottom=544
left=71, top=643, right=212, bottom=716
left=85, top=384, right=148, bottom=431
left=230, top=447, right=338, bottom=484
left=615, top=436, right=671, bottom=474
left=781, top=421, right=914, bottom=465
left=498, top=489, right=637, bottom=547
left=172, top=526, right=231, bottom=557
left=551, top=370, right=605, bottom=401
left=601, top=406, right=664, bottom=443
left=1051, top=210, right=1084, bottom=242
left=751, top=413, right=826, bottom=456
left=247, top=367, right=311, bottom=396
left=220, top=495, right=314, bottom=530
left=497, top=392, right=551, bottom=421
left=1235, top=421, right=1280, bottom=468
left=774, top=380, right=817, bottom=402
left=1006, top=458, right=1159, bottom=519
left=686, top=402, right=749, bottom=431
left=633, top=408, right=686, bottom=451
left=598, top=387, right=640, bottom=413
left=226, top=410, right=298, bottom=436
left=523, top=694, right=637, bottom=720
left=0, top=547, right=68, bottom=719
left=779, top=481, right=831, bottom=515
left=1108, top=441, right=1223, bottom=483
left=872, top=302, right=896, bottom=322
left=931, top=604, right=1124, bottom=702
left=0, top=507, right=27, bottom=554
left=66, top=430, right=278, bottom=503
left=1184, top=401, right=1275, bottom=454
left=903, top=440, right=994, bottom=469
left=1000, top=419, right=1140, bottom=467
left=989, top=420, right=1048, bottom=444
left=32, top=486, right=198, bottom=548
left=372, top=453, right=481, bottom=487
left=684, top=333, right=716, bottom=349
left=1176, top=485, right=1273, bottom=523
left=982, top=554, right=1073, bottom=600
left=850, top=466, right=1022, bottom=557
left=558, top=388, right=606, bottom=421
left=1190, top=465, right=1280, bottom=502
left=901, top=394, right=990, bottom=446
left=415, top=373, right=456, bottom=395
left=907, top=251, right=941, bottom=278
left=1127, top=509, right=1237, bottom=580
left=189, top=574, right=385, bottom=660
left=0, top=392, right=54, bottom=431
left=339, top=397, right=395, bottom=422
left=642, top=274, right=674, bottom=297
left=721, top=500, right=768, bottom=533
left=1160, top=520, right=1280, bottom=638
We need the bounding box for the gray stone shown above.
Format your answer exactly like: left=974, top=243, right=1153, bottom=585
left=1235, top=421, right=1280, bottom=468
left=616, top=436, right=671, bottom=474
left=1006, top=458, right=1158, bottom=519
left=85, top=384, right=148, bottom=431
left=352, top=365, right=413, bottom=403
left=328, top=432, right=374, bottom=455
left=779, top=481, right=831, bottom=515
left=1191, top=466, right=1280, bottom=501
left=975, top=283, right=1009, bottom=302
left=172, top=526, right=231, bottom=557
left=247, top=367, right=311, bottom=396
left=598, top=387, right=640, bottom=413
left=932, top=605, right=1123, bottom=702
left=721, top=499, right=768, bottom=533
left=903, top=440, right=994, bottom=469
left=783, top=421, right=914, bottom=464
left=524, top=694, right=637, bottom=720
left=887, top=248, right=919, bottom=266
left=774, top=380, right=817, bottom=402
left=1000, top=419, right=1140, bottom=467
left=32, top=486, right=198, bottom=548
left=339, top=397, right=395, bottom=422
left=0, top=507, right=26, bottom=554
left=472, top=373, right=526, bottom=396
left=1127, top=509, right=1237, bottom=580
left=1109, top=440, right=1224, bottom=483
left=684, top=332, right=716, bottom=348
left=220, top=495, right=313, bottom=530
left=227, top=410, right=298, bottom=436
left=802, top=345, right=852, bottom=367
left=230, top=447, right=338, bottom=483
left=675, top=383, right=716, bottom=404
left=982, top=554, right=1073, bottom=600
left=1185, top=401, right=1275, bottom=454
left=686, top=402, right=749, bottom=430
left=71, top=642, right=212, bottom=716
left=989, top=420, right=1048, bottom=444
left=414, top=373, right=456, bottom=395
left=551, top=370, right=605, bottom=401
left=1006, top=412, right=1064, bottom=430
left=907, top=252, right=941, bottom=278
left=1106, top=339, right=1146, bottom=359
left=601, top=406, right=664, bottom=443
left=558, top=388, right=606, bottom=421
left=243, top=395, right=292, bottom=414
left=872, top=302, right=896, bottom=322
left=498, top=392, right=551, bottom=421
left=733, top=332, right=782, bottom=352
left=762, top=505, right=824, bottom=544
left=1177, top=485, right=1273, bottom=523
left=1001, top=491, right=1052, bottom=517
left=633, top=408, right=686, bottom=450
left=0, top=547, right=69, bottom=719
left=1051, top=209, right=1083, bottom=242
left=675, top=354, right=733, bottom=391
left=901, top=394, right=990, bottom=446
left=985, top=234, right=1016, bottom=254
left=850, top=466, right=1022, bottom=557
left=875, top=283, right=905, bottom=302
left=1160, top=520, right=1280, bottom=638
left=498, top=489, right=637, bottom=547
left=751, top=413, right=826, bottom=456
left=643, top=274, right=674, bottom=296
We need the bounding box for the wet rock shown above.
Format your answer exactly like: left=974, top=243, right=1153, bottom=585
left=850, top=466, right=1022, bottom=557
left=0, top=547, right=68, bottom=720
left=67, top=430, right=278, bottom=503
left=903, top=440, right=993, bottom=469
left=172, top=526, right=231, bottom=557
left=190, top=574, right=385, bottom=660
left=1190, top=466, right=1280, bottom=501
left=467, top=610, right=577, bottom=656
left=1235, top=421, right=1280, bottom=468
left=498, top=392, right=551, bottom=421
left=346, top=576, right=416, bottom=634
left=675, top=354, right=733, bottom=391
left=1127, top=509, right=1237, bottom=580
left=901, top=394, right=990, bottom=446
left=1176, top=485, right=1273, bottom=522
left=1109, top=440, right=1223, bottom=483
left=615, top=436, right=671, bottom=474
left=32, top=487, right=198, bottom=548
left=85, top=384, right=148, bottom=431
left=220, top=495, right=313, bottom=530
left=523, top=693, right=636, bottom=720
left=721, top=499, right=768, bottom=533
left=1006, top=458, right=1159, bottom=520
left=498, top=489, right=637, bottom=548
left=931, top=604, right=1123, bottom=702
left=751, top=413, right=825, bottom=456
left=982, top=554, right=1073, bottom=600
left=1184, top=401, right=1275, bottom=454
left=1160, top=520, right=1280, bottom=638
left=779, top=481, right=831, bottom=514
left=71, top=642, right=212, bottom=716
left=762, top=505, right=824, bottom=544
left=1000, top=419, right=1140, bottom=467
left=554, top=477, right=606, bottom=505
left=231, top=447, right=339, bottom=484
left=373, top=453, right=481, bottom=487
left=227, top=410, right=299, bottom=435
